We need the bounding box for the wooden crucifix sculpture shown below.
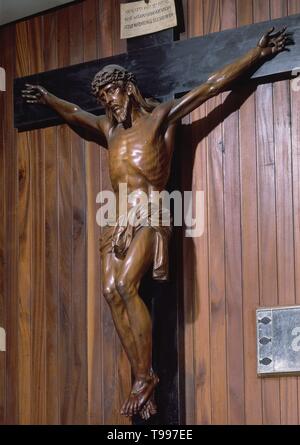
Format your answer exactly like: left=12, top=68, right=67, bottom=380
left=15, top=10, right=299, bottom=423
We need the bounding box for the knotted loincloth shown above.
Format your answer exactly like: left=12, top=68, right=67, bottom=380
left=99, top=202, right=172, bottom=281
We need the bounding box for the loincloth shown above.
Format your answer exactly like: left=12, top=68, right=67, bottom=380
left=99, top=203, right=172, bottom=281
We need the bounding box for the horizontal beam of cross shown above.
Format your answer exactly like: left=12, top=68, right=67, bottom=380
left=14, top=13, right=300, bottom=131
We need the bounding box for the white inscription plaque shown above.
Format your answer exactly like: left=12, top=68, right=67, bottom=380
left=120, top=0, right=177, bottom=39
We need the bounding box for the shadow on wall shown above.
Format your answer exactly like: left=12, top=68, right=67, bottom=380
left=181, top=83, right=258, bottom=326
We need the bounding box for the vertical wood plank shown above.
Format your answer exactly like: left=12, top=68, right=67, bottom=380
left=83, top=0, right=103, bottom=425
left=44, top=11, right=59, bottom=425
left=29, top=17, right=47, bottom=425
left=253, top=0, right=281, bottom=426
left=112, top=0, right=127, bottom=55
left=181, top=0, right=196, bottom=425
left=204, top=0, right=228, bottom=425
left=69, top=2, right=88, bottom=424
left=221, top=0, right=246, bottom=425
left=57, top=7, right=73, bottom=424
left=271, top=0, right=298, bottom=426
left=237, top=0, right=263, bottom=426
left=16, top=21, right=32, bottom=425
left=187, top=0, right=212, bottom=426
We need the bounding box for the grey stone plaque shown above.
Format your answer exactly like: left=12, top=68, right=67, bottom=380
left=257, top=306, right=300, bottom=375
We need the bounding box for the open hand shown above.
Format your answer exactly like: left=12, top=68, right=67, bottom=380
left=22, top=83, right=49, bottom=104
left=257, top=27, right=288, bottom=58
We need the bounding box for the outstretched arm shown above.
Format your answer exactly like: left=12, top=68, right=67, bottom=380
left=165, top=27, right=288, bottom=125
left=22, top=85, right=109, bottom=147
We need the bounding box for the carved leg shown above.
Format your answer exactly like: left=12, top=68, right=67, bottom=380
left=116, top=227, right=159, bottom=418
left=102, top=251, right=141, bottom=378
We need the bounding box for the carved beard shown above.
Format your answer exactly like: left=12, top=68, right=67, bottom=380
left=112, top=94, right=130, bottom=124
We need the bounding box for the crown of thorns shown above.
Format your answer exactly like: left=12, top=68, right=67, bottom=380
left=91, top=65, right=137, bottom=96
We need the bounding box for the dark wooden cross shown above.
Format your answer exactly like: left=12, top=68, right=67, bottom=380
left=14, top=12, right=300, bottom=131
left=13, top=1, right=300, bottom=425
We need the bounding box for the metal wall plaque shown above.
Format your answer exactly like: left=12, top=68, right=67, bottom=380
left=257, top=306, right=300, bottom=375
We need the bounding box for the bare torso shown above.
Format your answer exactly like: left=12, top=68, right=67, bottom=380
left=106, top=106, right=177, bottom=212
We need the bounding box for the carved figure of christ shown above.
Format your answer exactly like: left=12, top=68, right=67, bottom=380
left=22, top=27, right=287, bottom=420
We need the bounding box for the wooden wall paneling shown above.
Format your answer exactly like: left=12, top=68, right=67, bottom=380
left=288, top=0, right=300, bottom=425
left=0, top=29, right=6, bottom=425
left=69, top=2, right=88, bottom=424
left=221, top=0, right=245, bottom=425
left=44, top=11, right=59, bottom=425
left=237, top=0, right=263, bottom=426
left=186, top=0, right=212, bottom=426
left=272, top=0, right=298, bottom=425
left=3, top=24, right=18, bottom=425
left=204, top=0, right=228, bottom=425
left=16, top=21, right=32, bottom=425
left=57, top=7, right=73, bottom=424
left=254, top=0, right=281, bottom=426
left=83, top=0, right=103, bottom=425
left=1, top=0, right=300, bottom=426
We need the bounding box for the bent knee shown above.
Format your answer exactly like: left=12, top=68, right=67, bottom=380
left=103, top=283, right=120, bottom=305
left=116, top=277, right=137, bottom=300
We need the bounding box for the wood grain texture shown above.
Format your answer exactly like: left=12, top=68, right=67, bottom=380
left=44, top=11, right=59, bottom=425
left=179, top=0, right=194, bottom=426
left=1, top=0, right=300, bottom=425
left=57, top=9, right=74, bottom=425
left=184, top=0, right=300, bottom=426
left=237, top=0, right=263, bottom=426
left=254, top=0, right=281, bottom=425
left=16, top=21, right=32, bottom=425
left=221, top=0, right=245, bottom=425
left=204, top=0, right=228, bottom=425
left=83, top=0, right=103, bottom=425
left=184, top=0, right=213, bottom=426
left=30, top=17, right=47, bottom=425
left=69, top=2, right=88, bottom=424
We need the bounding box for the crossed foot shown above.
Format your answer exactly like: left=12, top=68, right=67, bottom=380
left=139, top=394, right=157, bottom=420
left=120, top=372, right=159, bottom=419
